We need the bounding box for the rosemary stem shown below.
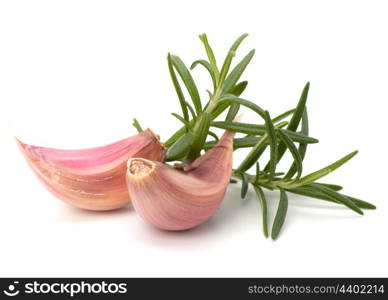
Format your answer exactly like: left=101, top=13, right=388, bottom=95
left=232, top=171, right=275, bottom=190
left=204, top=88, right=222, bottom=115
left=165, top=83, right=224, bottom=147
left=232, top=169, right=298, bottom=191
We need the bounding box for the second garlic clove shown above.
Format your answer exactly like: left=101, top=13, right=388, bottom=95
left=126, top=130, right=235, bottom=230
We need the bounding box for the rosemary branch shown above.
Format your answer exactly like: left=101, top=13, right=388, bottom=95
left=146, top=33, right=376, bottom=240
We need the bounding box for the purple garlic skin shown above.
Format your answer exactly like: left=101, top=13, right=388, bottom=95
left=126, top=130, right=235, bottom=230
left=18, top=129, right=166, bottom=211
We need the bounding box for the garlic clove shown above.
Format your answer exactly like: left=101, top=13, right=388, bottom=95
left=17, top=129, right=166, bottom=211
left=126, top=130, right=235, bottom=230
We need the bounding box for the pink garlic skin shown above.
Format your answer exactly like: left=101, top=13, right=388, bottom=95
left=17, top=129, right=166, bottom=211
left=126, top=130, right=235, bottom=230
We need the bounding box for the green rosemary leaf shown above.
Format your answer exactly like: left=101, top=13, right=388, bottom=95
left=234, top=136, right=263, bottom=149
left=229, top=33, right=249, bottom=53
left=190, top=59, right=216, bottom=92
left=271, top=189, right=288, bottom=240
left=218, top=33, right=249, bottom=86
left=166, top=132, right=196, bottom=161
left=272, top=109, right=296, bottom=123
left=277, top=129, right=303, bottom=179
left=185, top=101, right=197, bottom=119
left=264, top=111, right=278, bottom=180
left=225, top=104, right=240, bottom=122
left=212, top=121, right=266, bottom=135
left=203, top=136, right=260, bottom=151
left=317, top=183, right=343, bottom=191
left=308, top=183, right=363, bottom=215
left=190, top=112, right=211, bottom=159
left=253, top=185, right=269, bottom=238
left=211, top=121, right=317, bottom=144
left=310, top=184, right=374, bottom=209
left=219, top=52, right=235, bottom=88
left=229, top=81, right=248, bottom=97
left=274, top=172, right=285, bottom=177
left=230, top=178, right=238, bottom=184
left=208, top=131, right=219, bottom=141
left=211, top=121, right=318, bottom=144
left=198, top=34, right=219, bottom=82
left=278, top=82, right=309, bottom=152
left=168, top=53, right=189, bottom=125
left=285, top=108, right=309, bottom=179
left=171, top=113, right=191, bottom=127
left=287, top=184, right=375, bottom=209
left=209, top=102, right=230, bottom=119
left=289, top=150, right=359, bottom=188
left=171, top=55, right=202, bottom=114
left=165, top=125, right=186, bottom=147
left=286, top=186, right=338, bottom=203
left=346, top=197, right=376, bottom=210
left=217, top=95, right=266, bottom=119
left=223, top=49, right=255, bottom=94
left=279, top=129, right=318, bottom=144
left=132, top=118, right=143, bottom=133
left=241, top=173, right=249, bottom=199
left=266, top=82, right=310, bottom=171
left=237, top=138, right=268, bottom=172
left=288, top=82, right=310, bottom=131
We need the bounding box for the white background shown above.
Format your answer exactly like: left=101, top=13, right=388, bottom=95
left=1, top=0, right=387, bottom=277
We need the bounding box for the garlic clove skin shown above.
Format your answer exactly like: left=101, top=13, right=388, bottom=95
left=126, top=130, right=235, bottom=230
left=17, top=129, right=166, bottom=211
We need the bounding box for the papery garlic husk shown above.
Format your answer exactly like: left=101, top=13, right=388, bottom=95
left=17, top=129, right=166, bottom=211
left=126, top=130, right=235, bottom=230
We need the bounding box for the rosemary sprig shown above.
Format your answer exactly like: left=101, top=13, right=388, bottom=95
left=164, top=34, right=376, bottom=240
